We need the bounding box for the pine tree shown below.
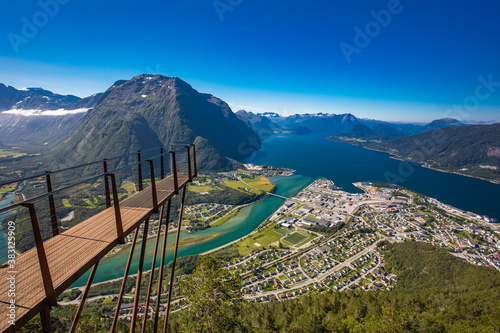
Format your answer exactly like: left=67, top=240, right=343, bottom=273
left=179, top=256, right=242, bottom=332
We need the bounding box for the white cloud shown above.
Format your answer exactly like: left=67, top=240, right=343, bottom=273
left=2, top=108, right=89, bottom=116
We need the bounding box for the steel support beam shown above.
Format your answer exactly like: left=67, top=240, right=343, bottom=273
left=163, top=187, right=187, bottom=332
left=130, top=218, right=150, bottom=332
left=141, top=203, right=166, bottom=333
left=69, top=261, right=99, bottom=333
left=153, top=199, right=172, bottom=332
left=110, top=226, right=139, bottom=332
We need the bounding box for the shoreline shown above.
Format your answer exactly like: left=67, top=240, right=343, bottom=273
left=329, top=137, right=500, bottom=185
left=72, top=185, right=280, bottom=286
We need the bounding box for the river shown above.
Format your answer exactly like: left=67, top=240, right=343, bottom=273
left=5, top=133, right=499, bottom=287
left=72, top=174, right=313, bottom=286
left=248, top=133, right=500, bottom=219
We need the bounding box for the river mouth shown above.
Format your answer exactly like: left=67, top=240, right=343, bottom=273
left=71, top=174, right=314, bottom=287
left=248, top=133, right=500, bottom=219
left=9, top=133, right=500, bottom=287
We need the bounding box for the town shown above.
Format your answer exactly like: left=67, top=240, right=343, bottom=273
left=212, top=178, right=500, bottom=304
left=58, top=176, right=500, bottom=321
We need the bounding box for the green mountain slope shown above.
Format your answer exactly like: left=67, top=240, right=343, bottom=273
left=368, top=124, right=500, bottom=182
left=233, top=242, right=500, bottom=332
left=330, top=123, right=500, bottom=182
left=45, top=74, right=261, bottom=171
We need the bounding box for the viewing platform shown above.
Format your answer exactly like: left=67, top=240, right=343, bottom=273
left=0, top=144, right=197, bottom=332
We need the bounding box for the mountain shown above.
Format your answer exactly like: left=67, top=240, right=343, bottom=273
left=235, top=110, right=282, bottom=136
left=329, top=123, right=407, bottom=144
left=371, top=124, right=407, bottom=138
left=235, top=112, right=465, bottom=139
left=368, top=124, right=500, bottom=182
left=0, top=85, right=103, bottom=148
left=330, top=118, right=469, bottom=144
left=236, top=111, right=364, bottom=136
left=69, top=93, right=104, bottom=109
left=420, top=118, right=464, bottom=132
left=0, top=84, right=83, bottom=111
left=0, top=112, right=88, bottom=148
left=46, top=74, right=261, bottom=171
left=272, top=113, right=362, bottom=135
left=360, top=118, right=423, bottom=135
left=339, top=123, right=376, bottom=139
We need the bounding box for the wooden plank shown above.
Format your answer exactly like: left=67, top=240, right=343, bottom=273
left=0, top=174, right=190, bottom=332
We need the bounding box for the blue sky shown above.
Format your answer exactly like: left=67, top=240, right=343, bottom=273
left=1, top=0, right=500, bottom=122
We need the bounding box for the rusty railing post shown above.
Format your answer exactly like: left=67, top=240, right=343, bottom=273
left=186, top=145, right=192, bottom=182
left=163, top=187, right=187, bottom=332
left=147, top=159, right=159, bottom=213
left=130, top=218, right=150, bottom=333
left=69, top=261, right=99, bottom=333
left=141, top=203, right=166, bottom=333
left=154, top=199, right=171, bottom=332
left=110, top=226, right=140, bottom=332
left=170, top=151, right=178, bottom=194
left=106, top=173, right=124, bottom=244
left=160, top=147, right=165, bottom=180
left=103, top=159, right=111, bottom=208
left=191, top=144, right=197, bottom=177
left=45, top=171, right=59, bottom=236
left=138, top=150, right=143, bottom=191
left=22, top=202, right=58, bottom=307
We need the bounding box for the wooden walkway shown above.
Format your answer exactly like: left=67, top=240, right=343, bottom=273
left=0, top=174, right=189, bottom=332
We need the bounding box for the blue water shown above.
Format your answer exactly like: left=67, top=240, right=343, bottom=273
left=72, top=174, right=313, bottom=286
left=20, top=132, right=500, bottom=287
left=247, top=133, right=500, bottom=219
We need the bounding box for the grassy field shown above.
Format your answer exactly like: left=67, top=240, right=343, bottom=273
left=83, top=198, right=97, bottom=208
left=234, top=223, right=285, bottom=255
left=211, top=208, right=239, bottom=226
left=0, top=148, right=28, bottom=158
left=274, top=227, right=291, bottom=236
left=188, top=185, right=215, bottom=193
left=121, top=182, right=136, bottom=193
left=241, top=176, right=275, bottom=192
left=302, top=233, right=316, bottom=245
left=282, top=232, right=308, bottom=245
left=224, top=176, right=274, bottom=194
left=0, top=186, right=15, bottom=193
left=225, top=179, right=257, bottom=193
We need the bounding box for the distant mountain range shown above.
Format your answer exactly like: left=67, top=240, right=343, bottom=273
left=235, top=110, right=472, bottom=138
left=330, top=122, right=500, bottom=182
left=331, top=123, right=407, bottom=141
left=0, top=84, right=102, bottom=148
left=0, top=83, right=101, bottom=112
left=0, top=76, right=262, bottom=171
left=236, top=111, right=364, bottom=136
left=1, top=77, right=497, bottom=176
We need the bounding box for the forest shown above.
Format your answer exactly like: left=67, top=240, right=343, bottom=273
left=29, top=241, right=500, bottom=332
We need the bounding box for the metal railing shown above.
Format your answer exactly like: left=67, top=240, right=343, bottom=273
left=0, top=144, right=196, bottom=232
left=0, top=143, right=197, bottom=333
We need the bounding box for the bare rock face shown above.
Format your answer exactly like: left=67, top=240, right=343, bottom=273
left=46, top=74, right=261, bottom=171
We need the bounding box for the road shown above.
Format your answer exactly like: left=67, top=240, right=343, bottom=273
left=244, top=236, right=385, bottom=300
